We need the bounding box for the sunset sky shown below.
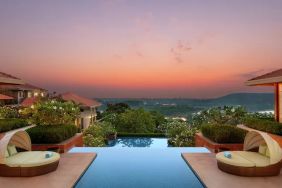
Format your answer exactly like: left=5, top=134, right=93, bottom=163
left=1, top=0, right=281, bottom=98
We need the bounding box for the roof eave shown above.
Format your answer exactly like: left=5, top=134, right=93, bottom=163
left=245, top=76, right=282, bottom=86
left=0, top=78, right=25, bottom=85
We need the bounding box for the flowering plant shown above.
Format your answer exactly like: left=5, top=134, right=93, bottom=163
left=25, top=99, right=80, bottom=125
left=0, top=106, right=19, bottom=119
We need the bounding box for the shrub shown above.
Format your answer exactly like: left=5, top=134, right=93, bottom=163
left=243, top=117, right=282, bottom=135
left=25, top=99, right=80, bottom=126
left=117, top=132, right=166, bottom=137
left=27, top=124, right=78, bottom=144
left=0, top=106, right=19, bottom=119
left=83, top=122, right=116, bottom=147
left=191, top=106, right=247, bottom=127
left=247, top=112, right=275, bottom=121
left=201, top=124, right=247, bottom=143
left=0, top=118, right=29, bottom=133
left=166, top=120, right=198, bottom=147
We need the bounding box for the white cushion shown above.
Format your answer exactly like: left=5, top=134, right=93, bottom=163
left=7, top=145, right=17, bottom=156
left=5, top=149, right=9, bottom=158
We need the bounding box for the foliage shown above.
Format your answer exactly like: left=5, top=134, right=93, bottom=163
left=243, top=117, right=282, bottom=135
left=150, top=111, right=167, bottom=133
left=27, top=124, right=78, bottom=144
left=105, top=103, right=130, bottom=114
left=83, top=134, right=105, bottom=147
left=0, top=106, right=19, bottom=119
left=246, top=112, right=275, bottom=121
left=166, top=120, right=198, bottom=147
left=201, top=123, right=247, bottom=143
left=0, top=118, right=29, bottom=133
left=115, top=108, right=155, bottom=133
left=83, top=121, right=116, bottom=147
left=117, top=132, right=166, bottom=137
left=23, top=99, right=80, bottom=126
left=190, top=106, right=247, bottom=127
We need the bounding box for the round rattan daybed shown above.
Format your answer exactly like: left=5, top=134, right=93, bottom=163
left=216, top=130, right=282, bottom=177
left=0, top=130, right=60, bottom=177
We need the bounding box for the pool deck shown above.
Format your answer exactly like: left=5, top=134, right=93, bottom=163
left=0, top=152, right=96, bottom=188
left=182, top=153, right=282, bottom=188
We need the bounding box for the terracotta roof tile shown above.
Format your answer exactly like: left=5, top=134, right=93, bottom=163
left=21, top=97, right=39, bottom=107
left=60, top=92, right=101, bottom=107
left=0, top=94, right=13, bottom=100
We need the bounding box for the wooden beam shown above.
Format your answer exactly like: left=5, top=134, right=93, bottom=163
left=274, top=83, right=280, bottom=122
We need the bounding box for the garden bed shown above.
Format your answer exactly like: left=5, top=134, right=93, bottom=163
left=0, top=119, right=29, bottom=133
left=31, top=133, right=83, bottom=153
left=195, top=132, right=244, bottom=153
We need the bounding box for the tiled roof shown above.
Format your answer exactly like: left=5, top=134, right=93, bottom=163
left=0, top=83, right=46, bottom=91
left=0, top=72, right=25, bottom=85
left=21, top=97, right=39, bottom=107
left=60, top=92, right=101, bottom=107
left=0, top=94, right=13, bottom=100
left=246, top=69, right=282, bottom=86
left=0, top=72, right=20, bottom=80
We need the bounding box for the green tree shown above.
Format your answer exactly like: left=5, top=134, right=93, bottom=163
left=105, top=103, right=130, bottom=114
left=116, top=108, right=155, bottom=133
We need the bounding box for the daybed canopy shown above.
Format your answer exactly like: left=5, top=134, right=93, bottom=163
left=0, top=130, right=31, bottom=164
left=243, top=131, right=282, bottom=165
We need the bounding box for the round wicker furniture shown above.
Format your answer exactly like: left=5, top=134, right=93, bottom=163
left=216, top=130, right=282, bottom=177
left=0, top=130, right=60, bottom=177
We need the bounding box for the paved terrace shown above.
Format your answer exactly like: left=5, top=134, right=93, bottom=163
left=0, top=153, right=96, bottom=188
left=182, top=153, right=282, bottom=188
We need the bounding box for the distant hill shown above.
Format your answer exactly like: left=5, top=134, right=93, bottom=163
left=96, top=93, right=274, bottom=117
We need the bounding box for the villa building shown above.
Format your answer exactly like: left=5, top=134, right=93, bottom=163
left=0, top=72, right=47, bottom=105
left=60, top=92, right=101, bottom=129
left=246, top=69, right=282, bottom=123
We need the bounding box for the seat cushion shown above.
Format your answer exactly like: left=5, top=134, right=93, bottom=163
left=234, top=151, right=270, bottom=167
left=7, top=145, right=17, bottom=156
left=216, top=152, right=255, bottom=167
left=6, top=151, right=60, bottom=167
left=5, top=149, right=9, bottom=158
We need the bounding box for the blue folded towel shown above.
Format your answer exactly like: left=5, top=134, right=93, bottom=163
left=224, top=151, right=232, bottom=159
left=45, top=152, right=53, bottom=158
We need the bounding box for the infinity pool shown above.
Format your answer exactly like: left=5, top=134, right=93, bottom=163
left=107, top=137, right=168, bottom=148
left=71, top=146, right=209, bottom=188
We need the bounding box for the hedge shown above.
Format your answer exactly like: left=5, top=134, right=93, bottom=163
left=117, top=132, right=166, bottom=138
left=201, top=124, right=247, bottom=143
left=243, top=117, right=282, bottom=135
left=0, top=118, right=29, bottom=133
left=27, top=124, right=78, bottom=144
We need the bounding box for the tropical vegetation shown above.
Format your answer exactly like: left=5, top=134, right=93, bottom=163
left=83, top=121, right=116, bottom=147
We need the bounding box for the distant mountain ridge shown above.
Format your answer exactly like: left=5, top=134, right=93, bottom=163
left=96, top=93, right=274, bottom=117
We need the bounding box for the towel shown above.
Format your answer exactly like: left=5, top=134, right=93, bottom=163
left=45, top=152, right=53, bottom=158
left=224, top=151, right=232, bottom=159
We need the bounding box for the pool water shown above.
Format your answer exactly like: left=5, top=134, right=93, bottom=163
left=107, top=137, right=168, bottom=148
left=71, top=145, right=209, bottom=188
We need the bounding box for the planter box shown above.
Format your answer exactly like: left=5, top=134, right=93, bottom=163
left=32, top=133, right=83, bottom=153
left=195, top=132, right=243, bottom=153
